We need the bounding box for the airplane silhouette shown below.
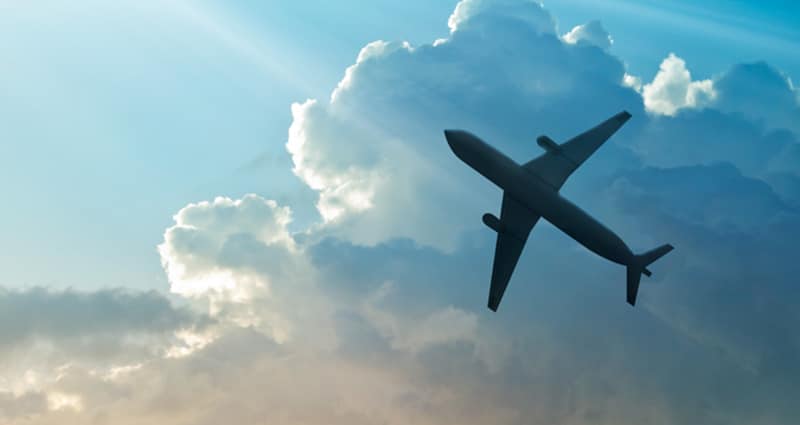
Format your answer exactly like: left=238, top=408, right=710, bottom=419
left=445, top=111, right=673, bottom=311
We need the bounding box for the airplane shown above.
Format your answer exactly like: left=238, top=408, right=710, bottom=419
left=444, top=111, right=673, bottom=311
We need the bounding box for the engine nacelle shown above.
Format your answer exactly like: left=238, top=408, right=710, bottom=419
left=536, top=135, right=561, bottom=153
left=482, top=213, right=504, bottom=233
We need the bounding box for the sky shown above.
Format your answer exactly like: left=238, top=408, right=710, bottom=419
left=0, top=0, right=799, bottom=423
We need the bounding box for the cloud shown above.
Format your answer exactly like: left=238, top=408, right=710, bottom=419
left=5, top=0, right=800, bottom=423
left=602, top=164, right=800, bottom=393
left=642, top=53, right=716, bottom=115
left=0, top=287, right=201, bottom=358
left=258, top=0, right=800, bottom=420
left=562, top=20, right=613, bottom=50
left=0, top=391, right=47, bottom=420
left=159, top=194, right=295, bottom=299
left=157, top=193, right=484, bottom=358
left=711, top=61, right=800, bottom=133
left=0, top=287, right=209, bottom=420
left=158, top=194, right=336, bottom=346
left=287, top=0, right=639, bottom=250
left=447, top=0, right=556, bottom=35
left=360, top=282, right=481, bottom=355
left=640, top=57, right=799, bottom=132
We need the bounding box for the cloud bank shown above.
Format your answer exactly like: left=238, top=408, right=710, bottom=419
left=5, top=0, right=800, bottom=424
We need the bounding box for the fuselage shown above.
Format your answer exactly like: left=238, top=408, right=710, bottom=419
left=445, top=130, right=634, bottom=266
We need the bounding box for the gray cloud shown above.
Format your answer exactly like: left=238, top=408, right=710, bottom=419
left=0, top=288, right=192, bottom=338
left=711, top=61, right=800, bottom=134
left=0, top=391, right=47, bottom=421
left=0, top=287, right=203, bottom=357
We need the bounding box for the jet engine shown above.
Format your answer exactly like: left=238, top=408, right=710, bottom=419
left=536, top=135, right=560, bottom=153
left=482, top=213, right=504, bottom=233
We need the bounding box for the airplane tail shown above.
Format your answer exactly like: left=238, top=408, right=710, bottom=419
left=626, top=244, right=674, bottom=306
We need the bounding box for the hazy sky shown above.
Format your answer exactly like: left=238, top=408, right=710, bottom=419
left=1, top=1, right=798, bottom=423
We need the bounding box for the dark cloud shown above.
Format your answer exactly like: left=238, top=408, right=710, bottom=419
left=0, top=287, right=201, bottom=350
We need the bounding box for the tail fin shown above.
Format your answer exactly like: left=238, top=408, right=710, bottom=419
left=626, top=244, right=674, bottom=306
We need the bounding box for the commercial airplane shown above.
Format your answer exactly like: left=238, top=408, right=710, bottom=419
left=444, top=111, right=673, bottom=311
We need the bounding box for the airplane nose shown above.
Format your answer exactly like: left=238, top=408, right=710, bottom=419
left=444, top=129, right=464, bottom=146
left=444, top=129, right=472, bottom=159
left=444, top=129, right=481, bottom=164
left=444, top=129, right=458, bottom=148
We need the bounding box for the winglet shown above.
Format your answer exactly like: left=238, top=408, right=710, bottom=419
left=616, top=110, right=632, bottom=123
left=488, top=296, right=500, bottom=312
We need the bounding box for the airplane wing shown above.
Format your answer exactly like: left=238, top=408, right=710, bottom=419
left=488, top=192, right=540, bottom=311
left=523, top=111, right=631, bottom=191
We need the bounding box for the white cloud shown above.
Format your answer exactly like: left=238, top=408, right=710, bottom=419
left=286, top=0, right=637, bottom=250
left=286, top=99, right=383, bottom=224
left=46, top=392, right=83, bottom=412
left=623, top=72, right=643, bottom=92
left=642, top=53, right=716, bottom=115
left=562, top=20, right=613, bottom=50
left=158, top=194, right=339, bottom=348
left=158, top=194, right=294, bottom=298
left=448, top=0, right=555, bottom=35
left=156, top=190, right=499, bottom=360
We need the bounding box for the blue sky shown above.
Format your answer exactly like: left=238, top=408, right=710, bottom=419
left=1, top=1, right=799, bottom=423
left=1, top=0, right=798, bottom=291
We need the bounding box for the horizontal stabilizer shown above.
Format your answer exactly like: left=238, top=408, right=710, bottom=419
left=639, top=244, right=674, bottom=267
left=627, top=244, right=674, bottom=306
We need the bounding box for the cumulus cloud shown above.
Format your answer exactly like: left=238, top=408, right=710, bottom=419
left=159, top=194, right=295, bottom=299
left=262, top=0, right=800, bottom=420
left=622, top=72, right=643, bottom=92
left=157, top=193, right=483, bottom=356
left=447, top=0, right=556, bottom=35
left=158, top=194, right=335, bottom=346
left=640, top=58, right=799, bottom=133
left=5, top=0, right=800, bottom=423
left=0, top=288, right=208, bottom=420
left=562, top=20, right=613, bottom=50
left=642, top=53, right=716, bottom=115
left=287, top=0, right=639, bottom=250
left=711, top=61, right=800, bottom=133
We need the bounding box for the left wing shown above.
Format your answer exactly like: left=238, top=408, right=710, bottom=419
left=487, top=192, right=540, bottom=311
left=523, top=111, right=631, bottom=191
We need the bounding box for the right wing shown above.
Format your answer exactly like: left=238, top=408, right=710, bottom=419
left=523, top=111, right=631, bottom=191
left=487, top=192, right=540, bottom=311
